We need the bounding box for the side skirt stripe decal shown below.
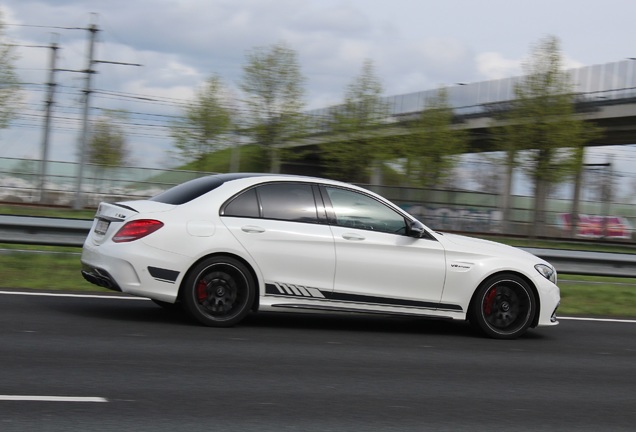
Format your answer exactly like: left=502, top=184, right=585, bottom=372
left=265, top=283, right=462, bottom=312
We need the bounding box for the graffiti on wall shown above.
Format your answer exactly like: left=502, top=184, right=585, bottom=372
left=402, top=205, right=502, bottom=233
left=557, top=213, right=633, bottom=239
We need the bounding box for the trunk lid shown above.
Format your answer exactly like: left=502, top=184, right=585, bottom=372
left=87, top=200, right=175, bottom=245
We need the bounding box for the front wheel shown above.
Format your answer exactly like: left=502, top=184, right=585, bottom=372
left=182, top=256, right=255, bottom=327
left=469, top=274, right=536, bottom=339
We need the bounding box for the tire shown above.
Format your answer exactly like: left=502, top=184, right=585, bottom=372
left=469, top=274, right=536, bottom=339
left=182, top=256, right=255, bottom=327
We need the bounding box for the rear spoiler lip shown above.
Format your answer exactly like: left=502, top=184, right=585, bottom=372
left=112, top=202, right=139, bottom=213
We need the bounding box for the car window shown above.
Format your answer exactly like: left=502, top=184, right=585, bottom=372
left=151, top=173, right=265, bottom=205
left=325, top=187, right=407, bottom=234
left=150, top=176, right=227, bottom=205
left=258, top=183, right=318, bottom=222
left=223, top=187, right=259, bottom=218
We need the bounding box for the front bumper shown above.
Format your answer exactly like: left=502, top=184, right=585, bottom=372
left=535, top=278, right=560, bottom=327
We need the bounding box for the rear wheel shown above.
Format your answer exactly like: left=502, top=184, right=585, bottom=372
left=182, top=256, right=255, bottom=327
left=469, top=274, right=536, bottom=339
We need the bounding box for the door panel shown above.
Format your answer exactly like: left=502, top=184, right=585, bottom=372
left=221, top=182, right=335, bottom=293
left=223, top=218, right=336, bottom=292
left=331, top=226, right=446, bottom=308
left=323, top=186, right=446, bottom=309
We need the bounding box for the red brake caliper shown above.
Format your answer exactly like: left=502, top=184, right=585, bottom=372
left=483, top=287, right=497, bottom=316
left=196, top=280, right=208, bottom=302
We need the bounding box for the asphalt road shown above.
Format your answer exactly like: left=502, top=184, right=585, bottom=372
left=1, top=291, right=635, bottom=432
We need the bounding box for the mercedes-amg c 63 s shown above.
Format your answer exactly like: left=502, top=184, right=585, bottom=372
left=81, top=173, right=560, bottom=339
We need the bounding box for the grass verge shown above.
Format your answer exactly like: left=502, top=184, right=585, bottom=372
left=558, top=275, right=636, bottom=317
left=0, top=204, right=95, bottom=219
left=0, top=245, right=108, bottom=293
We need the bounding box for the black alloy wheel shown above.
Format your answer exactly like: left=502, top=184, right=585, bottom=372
left=470, top=274, right=536, bottom=339
left=182, top=256, right=255, bottom=327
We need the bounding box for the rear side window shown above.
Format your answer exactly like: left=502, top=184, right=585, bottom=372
left=259, top=183, right=318, bottom=222
left=223, top=188, right=259, bottom=218
left=222, top=182, right=319, bottom=223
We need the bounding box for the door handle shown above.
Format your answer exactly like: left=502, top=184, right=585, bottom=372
left=241, top=225, right=265, bottom=233
left=342, top=233, right=365, bottom=241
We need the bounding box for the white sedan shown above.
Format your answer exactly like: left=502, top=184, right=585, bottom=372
left=81, top=173, right=560, bottom=339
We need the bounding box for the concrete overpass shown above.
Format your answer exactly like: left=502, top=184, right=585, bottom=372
left=282, top=59, right=636, bottom=173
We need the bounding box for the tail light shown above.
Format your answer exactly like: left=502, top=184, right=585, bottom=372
left=113, top=219, right=164, bottom=243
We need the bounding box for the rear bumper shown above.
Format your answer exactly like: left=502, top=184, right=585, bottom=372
left=81, top=241, right=184, bottom=303
left=81, top=264, right=122, bottom=292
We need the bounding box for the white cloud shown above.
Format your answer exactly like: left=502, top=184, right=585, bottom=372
left=476, top=52, right=522, bottom=80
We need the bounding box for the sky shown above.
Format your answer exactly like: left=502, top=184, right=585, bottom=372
left=1, top=0, right=636, bottom=181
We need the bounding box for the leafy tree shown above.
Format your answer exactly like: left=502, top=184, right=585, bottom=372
left=494, top=35, right=602, bottom=236
left=321, top=59, right=390, bottom=183
left=401, top=87, right=467, bottom=188
left=87, top=110, right=130, bottom=167
left=239, top=42, right=306, bottom=173
left=171, top=75, right=234, bottom=172
left=0, top=11, right=21, bottom=129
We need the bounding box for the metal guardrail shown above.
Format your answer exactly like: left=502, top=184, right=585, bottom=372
left=522, top=248, right=636, bottom=278
left=1, top=215, right=635, bottom=277
left=0, top=215, right=93, bottom=247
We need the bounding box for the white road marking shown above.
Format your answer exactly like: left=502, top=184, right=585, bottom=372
left=0, top=395, right=108, bottom=402
left=558, top=316, right=636, bottom=324
left=0, top=290, right=149, bottom=301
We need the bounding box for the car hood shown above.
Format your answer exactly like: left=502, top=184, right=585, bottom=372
left=435, top=232, right=545, bottom=263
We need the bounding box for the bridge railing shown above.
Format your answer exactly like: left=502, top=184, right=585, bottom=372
left=305, top=59, right=636, bottom=122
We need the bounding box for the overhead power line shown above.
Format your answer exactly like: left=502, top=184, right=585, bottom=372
left=6, top=23, right=86, bottom=31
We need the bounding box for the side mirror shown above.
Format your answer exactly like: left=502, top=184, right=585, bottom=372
left=407, top=220, right=426, bottom=238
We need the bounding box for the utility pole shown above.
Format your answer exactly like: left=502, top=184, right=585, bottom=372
left=72, top=16, right=141, bottom=209
left=38, top=35, right=59, bottom=204
left=72, top=22, right=98, bottom=210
